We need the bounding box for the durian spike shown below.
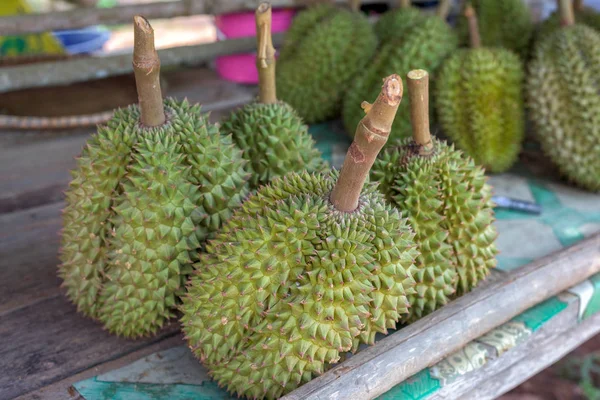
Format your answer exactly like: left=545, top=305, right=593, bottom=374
left=256, top=2, right=277, bottom=104
left=436, top=0, right=451, bottom=19
left=558, top=0, right=576, bottom=26
left=349, top=0, right=360, bottom=12
left=464, top=5, right=481, bottom=48
left=132, top=15, right=165, bottom=127
left=399, top=0, right=411, bottom=8
left=330, top=74, right=403, bottom=212
left=407, top=69, right=433, bottom=153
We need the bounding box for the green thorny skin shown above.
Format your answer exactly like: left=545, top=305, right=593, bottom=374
left=343, top=15, right=457, bottom=140
left=436, top=48, right=525, bottom=173
left=221, top=102, right=327, bottom=189
left=276, top=4, right=377, bottom=124
left=527, top=24, right=600, bottom=191
left=456, top=0, right=533, bottom=58
left=372, top=138, right=498, bottom=321
left=59, top=99, right=250, bottom=337
left=181, top=171, right=418, bottom=399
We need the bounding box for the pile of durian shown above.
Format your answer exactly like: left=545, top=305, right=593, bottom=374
left=58, top=0, right=599, bottom=398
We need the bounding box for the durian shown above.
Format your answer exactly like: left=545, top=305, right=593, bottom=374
left=181, top=75, right=418, bottom=399
left=455, top=0, right=533, bottom=59
left=373, top=1, right=425, bottom=44
left=221, top=4, right=325, bottom=189
left=526, top=0, right=600, bottom=192
left=536, top=0, right=600, bottom=39
left=436, top=5, right=525, bottom=173
left=343, top=0, right=457, bottom=140
left=372, top=70, right=498, bottom=321
left=275, top=2, right=377, bottom=124
left=58, top=17, right=250, bottom=338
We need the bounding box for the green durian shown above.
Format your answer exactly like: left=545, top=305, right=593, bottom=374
left=526, top=3, right=600, bottom=192
left=58, top=17, right=250, bottom=338
left=536, top=1, right=600, bottom=40
left=374, top=3, right=425, bottom=43
left=372, top=70, right=498, bottom=321
left=276, top=3, right=377, bottom=124
left=436, top=6, right=525, bottom=173
left=181, top=75, right=418, bottom=399
left=455, top=0, right=533, bottom=58
left=221, top=5, right=326, bottom=189
left=343, top=4, right=457, bottom=140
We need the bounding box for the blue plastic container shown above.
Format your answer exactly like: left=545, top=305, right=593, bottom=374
left=53, top=27, right=111, bottom=54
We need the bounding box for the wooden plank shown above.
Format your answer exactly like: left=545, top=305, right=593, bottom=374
left=0, top=0, right=387, bottom=36
left=283, top=233, right=600, bottom=400
left=461, top=311, right=600, bottom=400
left=0, top=202, right=63, bottom=315
left=0, top=295, right=180, bottom=400
left=427, top=293, right=581, bottom=400
left=15, top=335, right=184, bottom=400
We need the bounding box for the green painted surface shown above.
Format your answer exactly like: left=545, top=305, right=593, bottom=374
left=583, top=273, right=600, bottom=320
left=497, top=256, right=533, bottom=272
left=377, top=369, right=441, bottom=400
left=511, top=297, right=569, bottom=332
left=74, top=378, right=235, bottom=400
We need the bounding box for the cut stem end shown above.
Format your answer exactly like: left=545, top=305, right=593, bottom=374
left=330, top=75, right=404, bottom=212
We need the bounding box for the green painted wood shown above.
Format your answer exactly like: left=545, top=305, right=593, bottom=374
left=583, top=273, right=600, bottom=320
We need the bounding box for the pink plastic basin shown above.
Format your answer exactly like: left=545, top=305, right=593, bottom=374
left=215, top=8, right=295, bottom=84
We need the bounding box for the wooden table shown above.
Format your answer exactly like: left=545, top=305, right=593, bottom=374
left=1, top=67, right=599, bottom=400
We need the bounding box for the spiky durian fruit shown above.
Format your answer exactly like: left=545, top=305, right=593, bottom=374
left=527, top=1, right=600, bottom=192
left=372, top=70, right=497, bottom=321
left=181, top=75, right=418, bottom=399
left=58, top=17, right=250, bottom=338
left=436, top=6, right=525, bottom=173
left=221, top=4, right=325, bottom=189
left=343, top=3, right=457, bottom=140
left=455, top=0, right=533, bottom=58
left=275, top=3, right=377, bottom=124
left=374, top=3, right=424, bottom=43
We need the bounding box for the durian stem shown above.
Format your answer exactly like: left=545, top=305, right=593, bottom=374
left=330, top=75, right=403, bottom=212
left=399, top=0, right=411, bottom=8
left=436, top=0, right=451, bottom=19
left=256, top=2, right=277, bottom=104
left=349, top=0, right=361, bottom=12
left=132, top=15, right=165, bottom=127
left=464, top=4, right=481, bottom=48
left=407, top=69, right=433, bottom=153
left=558, top=0, right=575, bottom=26
left=574, top=0, right=584, bottom=12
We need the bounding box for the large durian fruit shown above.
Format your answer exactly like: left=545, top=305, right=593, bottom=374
left=342, top=0, right=457, bottom=140
left=536, top=0, right=600, bottom=39
left=58, top=17, right=250, bottom=338
left=275, top=1, right=377, bottom=124
left=373, top=0, right=425, bottom=43
left=527, top=0, right=600, bottom=192
left=372, top=70, right=498, bottom=321
left=181, top=75, right=418, bottom=399
left=221, top=4, right=325, bottom=189
left=436, top=5, right=525, bottom=173
left=455, top=0, right=533, bottom=59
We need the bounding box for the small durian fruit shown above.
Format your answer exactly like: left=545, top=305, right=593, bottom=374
left=275, top=1, right=377, bottom=124
left=455, top=0, right=533, bottom=59
left=372, top=70, right=498, bottom=321
left=436, top=5, right=525, bottom=173
left=343, top=0, right=457, bottom=141
left=58, top=16, right=250, bottom=338
left=536, top=0, right=600, bottom=40
left=527, top=0, right=600, bottom=192
left=181, top=75, right=418, bottom=399
left=221, top=3, right=325, bottom=189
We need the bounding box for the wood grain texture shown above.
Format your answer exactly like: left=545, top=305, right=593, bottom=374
left=462, top=310, right=600, bottom=400
left=0, top=295, right=180, bottom=399
left=15, top=335, right=184, bottom=400
left=427, top=293, right=580, bottom=399
left=0, top=202, right=64, bottom=315
left=283, top=233, right=600, bottom=400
